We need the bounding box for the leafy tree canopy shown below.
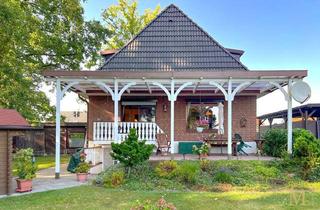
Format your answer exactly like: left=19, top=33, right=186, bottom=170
left=102, top=0, right=160, bottom=49
left=0, top=0, right=108, bottom=123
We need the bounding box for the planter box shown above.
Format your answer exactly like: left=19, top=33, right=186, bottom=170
left=16, top=179, right=32, bottom=193
left=77, top=173, right=88, bottom=182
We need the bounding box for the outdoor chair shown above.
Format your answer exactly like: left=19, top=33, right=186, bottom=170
left=234, top=133, right=251, bottom=155
left=156, top=133, right=171, bottom=155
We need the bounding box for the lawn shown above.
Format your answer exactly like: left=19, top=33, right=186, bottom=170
left=12, top=154, right=70, bottom=176
left=1, top=185, right=320, bottom=210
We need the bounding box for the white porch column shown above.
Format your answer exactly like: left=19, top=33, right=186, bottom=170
left=227, top=80, right=233, bottom=158
left=287, top=80, right=293, bottom=154
left=55, top=79, right=61, bottom=179
left=114, top=79, right=119, bottom=143
left=170, top=80, right=175, bottom=153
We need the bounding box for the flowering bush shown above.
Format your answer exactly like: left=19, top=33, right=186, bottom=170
left=192, top=143, right=209, bottom=155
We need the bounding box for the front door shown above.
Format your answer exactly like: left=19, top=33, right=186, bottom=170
left=124, top=106, right=139, bottom=122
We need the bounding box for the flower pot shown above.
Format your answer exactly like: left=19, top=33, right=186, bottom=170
left=16, top=179, right=32, bottom=192
left=196, top=127, right=204, bottom=133
left=76, top=173, right=88, bottom=182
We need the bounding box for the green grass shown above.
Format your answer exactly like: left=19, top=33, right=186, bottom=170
left=1, top=185, right=320, bottom=210
left=12, top=154, right=70, bottom=176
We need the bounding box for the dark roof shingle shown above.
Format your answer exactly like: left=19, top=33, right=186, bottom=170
left=100, top=4, right=248, bottom=72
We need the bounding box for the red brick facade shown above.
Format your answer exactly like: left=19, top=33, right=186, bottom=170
left=87, top=95, right=257, bottom=141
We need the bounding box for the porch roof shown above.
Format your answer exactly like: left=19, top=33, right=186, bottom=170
left=43, top=69, right=307, bottom=98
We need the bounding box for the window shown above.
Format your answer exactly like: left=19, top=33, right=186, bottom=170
left=68, top=132, right=85, bottom=148
left=186, top=102, right=223, bottom=131
left=122, top=105, right=156, bottom=122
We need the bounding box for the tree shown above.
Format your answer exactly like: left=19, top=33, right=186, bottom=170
left=102, top=0, right=160, bottom=49
left=0, top=0, right=108, bottom=123
left=111, top=128, right=154, bottom=176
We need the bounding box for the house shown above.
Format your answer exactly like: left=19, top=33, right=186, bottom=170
left=43, top=4, right=308, bottom=178
left=258, top=103, right=320, bottom=138
left=61, top=111, right=87, bottom=123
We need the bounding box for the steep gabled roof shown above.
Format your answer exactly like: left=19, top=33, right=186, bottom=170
left=100, top=4, right=248, bottom=72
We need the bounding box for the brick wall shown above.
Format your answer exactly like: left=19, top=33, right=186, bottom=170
left=87, top=96, right=115, bottom=141
left=88, top=95, right=257, bottom=141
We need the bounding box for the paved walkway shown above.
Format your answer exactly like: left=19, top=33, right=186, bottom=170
left=1, top=164, right=92, bottom=199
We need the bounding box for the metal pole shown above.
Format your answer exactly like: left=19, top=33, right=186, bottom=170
left=287, top=80, right=293, bottom=154
left=170, top=80, right=175, bottom=153
left=55, top=79, right=61, bottom=179
left=227, top=80, right=233, bottom=158
left=114, top=79, right=119, bottom=143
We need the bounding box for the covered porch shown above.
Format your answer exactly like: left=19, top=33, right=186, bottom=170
left=44, top=70, right=307, bottom=178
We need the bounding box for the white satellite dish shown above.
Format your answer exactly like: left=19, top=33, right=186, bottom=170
left=291, top=81, right=311, bottom=103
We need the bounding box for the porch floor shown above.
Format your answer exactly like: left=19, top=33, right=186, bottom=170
left=149, top=154, right=276, bottom=161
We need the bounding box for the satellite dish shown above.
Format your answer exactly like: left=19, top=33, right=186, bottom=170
left=291, top=81, right=311, bottom=103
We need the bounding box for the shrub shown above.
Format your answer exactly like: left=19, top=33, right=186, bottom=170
left=111, top=128, right=154, bottom=176
left=14, top=148, right=37, bottom=180
left=214, top=172, right=233, bottom=184
left=213, top=167, right=234, bottom=184
left=155, top=161, right=178, bottom=179
left=75, top=162, right=90, bottom=173
left=255, top=165, right=279, bottom=178
left=176, top=162, right=199, bottom=184
left=293, top=129, right=320, bottom=158
left=200, top=159, right=211, bottom=172
left=104, top=171, right=125, bottom=188
left=262, top=128, right=287, bottom=157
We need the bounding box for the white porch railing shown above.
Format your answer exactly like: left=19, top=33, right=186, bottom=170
left=93, top=122, right=164, bottom=144
left=84, top=147, right=103, bottom=165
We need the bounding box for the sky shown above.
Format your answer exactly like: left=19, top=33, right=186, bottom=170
left=50, top=0, right=320, bottom=117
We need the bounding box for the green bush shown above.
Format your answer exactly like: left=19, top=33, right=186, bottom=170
left=75, top=162, right=90, bottom=173
left=155, top=161, right=178, bottom=179
left=293, top=129, right=320, bottom=158
left=111, top=128, right=154, bottom=175
left=255, top=165, right=279, bottom=178
left=262, top=128, right=287, bottom=157
left=176, top=162, right=199, bottom=184
left=14, top=148, right=37, bottom=180
left=214, top=171, right=233, bottom=184
left=104, top=171, right=125, bottom=188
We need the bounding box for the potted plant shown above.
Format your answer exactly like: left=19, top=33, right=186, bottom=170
left=196, top=119, right=208, bottom=133
left=192, top=143, right=209, bottom=159
left=14, top=148, right=37, bottom=192
left=75, top=152, right=90, bottom=182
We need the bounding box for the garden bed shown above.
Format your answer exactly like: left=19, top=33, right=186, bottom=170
left=94, top=160, right=316, bottom=192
